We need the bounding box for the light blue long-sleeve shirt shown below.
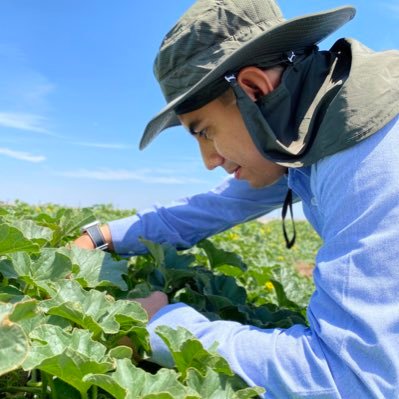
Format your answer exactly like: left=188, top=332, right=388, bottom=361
left=108, top=115, right=399, bottom=398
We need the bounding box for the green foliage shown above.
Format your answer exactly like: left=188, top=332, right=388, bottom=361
left=0, top=201, right=320, bottom=398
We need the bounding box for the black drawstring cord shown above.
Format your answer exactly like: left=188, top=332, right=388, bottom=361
left=282, top=189, right=296, bottom=249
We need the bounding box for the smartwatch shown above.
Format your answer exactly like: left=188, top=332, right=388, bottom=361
left=81, top=221, right=108, bottom=250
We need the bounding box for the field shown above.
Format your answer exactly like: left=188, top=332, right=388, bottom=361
left=0, top=202, right=321, bottom=398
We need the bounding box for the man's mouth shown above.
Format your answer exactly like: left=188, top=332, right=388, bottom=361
left=233, top=166, right=241, bottom=179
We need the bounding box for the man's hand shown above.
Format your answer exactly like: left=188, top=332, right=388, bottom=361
left=117, top=291, right=169, bottom=361
left=73, top=224, right=114, bottom=251
left=135, top=291, right=169, bottom=320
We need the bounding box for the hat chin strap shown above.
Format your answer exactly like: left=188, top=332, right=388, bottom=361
left=225, top=73, right=297, bottom=249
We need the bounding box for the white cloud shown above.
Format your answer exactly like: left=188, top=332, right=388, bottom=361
left=0, top=44, right=58, bottom=138
left=72, top=141, right=134, bottom=150
left=23, top=83, right=56, bottom=107
left=57, top=168, right=206, bottom=184
left=0, top=147, right=46, bottom=163
left=383, top=2, right=399, bottom=17
left=0, top=44, right=56, bottom=110
left=0, top=112, right=55, bottom=135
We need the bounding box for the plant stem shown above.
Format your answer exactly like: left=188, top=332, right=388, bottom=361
left=92, top=385, right=98, bottom=399
left=46, top=375, right=58, bottom=399
left=41, top=371, right=49, bottom=399
left=31, top=368, right=38, bottom=383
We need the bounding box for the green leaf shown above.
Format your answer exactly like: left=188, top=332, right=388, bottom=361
left=51, top=208, right=95, bottom=246
left=127, top=282, right=153, bottom=299
left=0, top=249, right=72, bottom=289
left=40, top=281, right=148, bottom=339
left=214, top=264, right=246, bottom=277
left=186, top=368, right=265, bottom=399
left=140, top=238, right=165, bottom=267
left=0, top=301, right=32, bottom=376
left=8, top=299, right=37, bottom=322
left=60, top=245, right=128, bottom=290
left=217, top=305, right=250, bottom=324
left=198, top=240, right=247, bottom=271
left=18, top=313, right=71, bottom=337
left=0, top=286, right=25, bottom=302
left=203, top=275, right=247, bottom=306
left=269, top=279, right=302, bottom=310
left=155, top=326, right=233, bottom=380
left=0, top=224, right=39, bottom=255
left=51, top=378, right=81, bottom=399
left=84, top=358, right=191, bottom=399
left=164, top=246, right=196, bottom=270
left=10, top=219, right=53, bottom=246
left=23, top=325, right=113, bottom=394
left=108, top=346, right=133, bottom=360
left=242, top=303, right=306, bottom=329
left=173, top=287, right=207, bottom=311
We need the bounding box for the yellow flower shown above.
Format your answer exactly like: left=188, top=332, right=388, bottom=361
left=264, top=281, right=274, bottom=291
left=227, top=232, right=239, bottom=241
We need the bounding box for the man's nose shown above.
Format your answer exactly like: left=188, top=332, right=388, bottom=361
left=199, top=141, right=225, bottom=170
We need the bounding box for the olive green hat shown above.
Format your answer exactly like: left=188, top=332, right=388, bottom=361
left=139, top=0, right=355, bottom=150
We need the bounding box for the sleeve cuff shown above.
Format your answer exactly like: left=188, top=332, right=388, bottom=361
left=146, top=303, right=210, bottom=367
left=107, top=215, right=147, bottom=255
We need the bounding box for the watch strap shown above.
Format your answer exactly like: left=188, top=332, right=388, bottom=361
left=81, top=221, right=108, bottom=250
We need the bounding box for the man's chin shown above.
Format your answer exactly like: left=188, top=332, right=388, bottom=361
left=248, top=177, right=279, bottom=189
left=248, top=180, right=268, bottom=189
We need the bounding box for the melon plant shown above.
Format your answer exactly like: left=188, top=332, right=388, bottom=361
left=0, top=202, right=311, bottom=398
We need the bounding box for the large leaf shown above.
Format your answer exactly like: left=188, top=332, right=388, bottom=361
left=164, top=246, right=196, bottom=270
left=269, top=279, right=302, bottom=310
left=84, top=358, right=193, bottom=399
left=9, top=219, right=53, bottom=246
left=0, top=223, right=39, bottom=255
left=40, top=281, right=148, bottom=340
left=155, top=325, right=233, bottom=380
left=201, top=275, right=247, bottom=307
left=60, top=246, right=128, bottom=290
left=0, top=301, right=36, bottom=376
left=140, top=238, right=165, bottom=267
left=0, top=249, right=72, bottom=290
left=173, top=287, right=207, bottom=311
left=23, top=325, right=113, bottom=394
left=197, top=240, right=247, bottom=272
left=186, top=368, right=265, bottom=399
left=51, top=208, right=95, bottom=246
left=0, top=286, right=25, bottom=302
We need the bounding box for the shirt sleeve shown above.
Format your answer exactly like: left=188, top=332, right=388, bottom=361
left=146, top=303, right=340, bottom=399
left=108, top=176, right=290, bottom=256
left=304, top=115, right=399, bottom=397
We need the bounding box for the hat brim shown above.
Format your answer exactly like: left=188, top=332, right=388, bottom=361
left=139, top=5, right=356, bottom=150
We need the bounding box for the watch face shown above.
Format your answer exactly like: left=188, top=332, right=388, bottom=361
left=83, top=222, right=107, bottom=249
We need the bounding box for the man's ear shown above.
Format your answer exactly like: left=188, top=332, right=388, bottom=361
left=237, top=66, right=278, bottom=101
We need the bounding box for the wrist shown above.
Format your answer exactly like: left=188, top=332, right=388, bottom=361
left=80, top=221, right=114, bottom=251
left=100, top=224, right=114, bottom=251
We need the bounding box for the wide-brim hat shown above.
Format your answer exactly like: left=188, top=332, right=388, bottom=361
left=139, top=0, right=356, bottom=150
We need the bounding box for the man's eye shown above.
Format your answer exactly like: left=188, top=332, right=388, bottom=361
left=198, top=129, right=209, bottom=139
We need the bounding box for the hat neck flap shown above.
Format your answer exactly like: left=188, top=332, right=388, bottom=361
left=226, top=38, right=399, bottom=167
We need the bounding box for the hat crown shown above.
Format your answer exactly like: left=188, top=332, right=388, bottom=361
left=154, top=0, right=284, bottom=102
left=140, top=1, right=356, bottom=150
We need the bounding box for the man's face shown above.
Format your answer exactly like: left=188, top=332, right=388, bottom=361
left=178, top=93, right=287, bottom=188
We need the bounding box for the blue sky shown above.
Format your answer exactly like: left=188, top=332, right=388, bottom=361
left=1, top=1, right=398, bottom=216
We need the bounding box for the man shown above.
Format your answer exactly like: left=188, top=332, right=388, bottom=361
left=75, top=0, right=399, bottom=397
